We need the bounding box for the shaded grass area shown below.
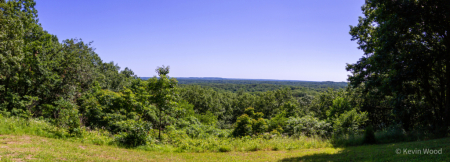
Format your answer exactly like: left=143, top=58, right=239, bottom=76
left=281, top=137, right=450, bottom=162
left=1, top=134, right=449, bottom=161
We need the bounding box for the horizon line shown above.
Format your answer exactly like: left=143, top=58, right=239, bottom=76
left=139, top=76, right=348, bottom=83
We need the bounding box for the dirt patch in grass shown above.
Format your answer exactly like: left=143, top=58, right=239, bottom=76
left=6, top=153, right=19, bottom=157
left=12, top=158, right=24, bottom=162
left=21, top=136, right=31, bottom=140
left=25, top=155, right=36, bottom=160
left=5, top=141, right=30, bottom=145
left=1, top=136, right=31, bottom=145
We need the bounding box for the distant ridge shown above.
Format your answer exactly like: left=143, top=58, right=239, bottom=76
left=139, top=77, right=346, bottom=83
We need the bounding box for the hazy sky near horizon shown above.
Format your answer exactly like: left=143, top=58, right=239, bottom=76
left=35, top=0, right=365, bottom=82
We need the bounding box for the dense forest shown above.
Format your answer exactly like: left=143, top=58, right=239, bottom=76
left=1, top=0, right=449, bottom=152
left=145, top=77, right=347, bottom=96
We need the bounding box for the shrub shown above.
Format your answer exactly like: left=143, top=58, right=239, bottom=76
left=285, top=116, right=332, bottom=137
left=232, top=107, right=268, bottom=137
left=53, top=98, right=81, bottom=136
left=333, top=110, right=368, bottom=135
left=271, top=129, right=281, bottom=136
left=363, top=125, right=376, bottom=144
left=374, top=124, right=406, bottom=144
left=244, top=107, right=256, bottom=117
left=114, top=120, right=152, bottom=147
left=232, top=114, right=253, bottom=137
left=252, top=118, right=268, bottom=135
left=326, top=97, right=351, bottom=119
left=268, top=112, right=287, bottom=132
left=218, top=146, right=232, bottom=152
left=272, top=146, right=279, bottom=151
left=194, top=111, right=217, bottom=126
left=246, top=145, right=260, bottom=151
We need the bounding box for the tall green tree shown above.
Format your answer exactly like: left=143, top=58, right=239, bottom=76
left=147, top=65, right=178, bottom=139
left=0, top=0, right=30, bottom=114
left=347, top=0, right=450, bottom=131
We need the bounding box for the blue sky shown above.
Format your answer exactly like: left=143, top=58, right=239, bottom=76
left=35, top=0, right=365, bottom=82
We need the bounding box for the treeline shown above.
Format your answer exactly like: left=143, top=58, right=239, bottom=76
left=179, top=83, right=329, bottom=97
left=0, top=0, right=138, bottom=135
left=150, top=78, right=348, bottom=98
left=345, top=0, right=450, bottom=136
left=168, top=78, right=347, bottom=92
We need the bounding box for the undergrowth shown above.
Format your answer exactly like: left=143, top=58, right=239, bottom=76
left=3, top=115, right=443, bottom=153
left=0, top=116, right=331, bottom=152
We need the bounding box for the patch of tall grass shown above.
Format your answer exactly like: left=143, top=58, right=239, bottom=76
left=0, top=116, right=113, bottom=146
left=0, top=116, right=332, bottom=152
left=138, top=135, right=331, bottom=152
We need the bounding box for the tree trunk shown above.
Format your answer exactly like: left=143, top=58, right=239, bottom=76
left=159, top=108, right=161, bottom=140
left=445, top=34, right=450, bottom=129
left=5, top=77, right=11, bottom=111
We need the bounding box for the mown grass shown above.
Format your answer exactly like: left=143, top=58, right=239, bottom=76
left=1, top=134, right=449, bottom=161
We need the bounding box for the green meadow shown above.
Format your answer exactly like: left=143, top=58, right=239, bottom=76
left=1, top=133, right=449, bottom=161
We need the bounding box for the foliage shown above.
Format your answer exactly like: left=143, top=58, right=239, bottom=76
left=172, top=78, right=348, bottom=94
left=232, top=114, right=253, bottom=137
left=333, top=110, right=368, bottom=135
left=53, top=98, right=81, bottom=136
left=309, top=88, right=346, bottom=120
left=346, top=0, right=450, bottom=133
left=114, top=120, right=152, bottom=147
left=194, top=111, right=217, bottom=126
left=232, top=107, right=268, bottom=137
left=326, top=96, right=351, bottom=119
left=363, top=125, right=376, bottom=144
left=147, top=65, right=178, bottom=139
left=285, top=116, right=332, bottom=137
left=268, top=111, right=288, bottom=133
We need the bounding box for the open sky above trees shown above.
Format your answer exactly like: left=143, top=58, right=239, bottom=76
left=35, top=0, right=365, bottom=82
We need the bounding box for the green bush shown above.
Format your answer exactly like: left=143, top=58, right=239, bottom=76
left=232, top=107, right=268, bottom=137
left=374, top=125, right=406, bottom=144
left=114, top=120, right=152, bottom=147
left=252, top=118, right=268, bottom=135
left=268, top=112, right=287, bottom=133
left=285, top=116, right=332, bottom=137
left=232, top=114, right=253, bottom=137
left=246, top=145, right=260, bottom=151
left=363, top=126, right=376, bottom=144
left=331, top=134, right=364, bottom=146
left=333, top=109, right=368, bottom=135
left=54, top=98, right=81, bottom=136
left=218, top=146, right=232, bottom=152
left=326, top=97, right=351, bottom=119
left=194, top=111, right=217, bottom=126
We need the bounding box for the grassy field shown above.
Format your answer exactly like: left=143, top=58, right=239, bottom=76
left=0, top=134, right=449, bottom=161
